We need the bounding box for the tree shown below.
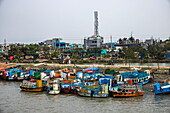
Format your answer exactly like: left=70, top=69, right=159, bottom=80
left=118, top=38, right=123, bottom=44
left=128, top=45, right=148, bottom=61
left=123, top=38, right=128, bottom=44
left=164, top=43, right=170, bottom=51
left=118, top=48, right=125, bottom=58
left=122, top=47, right=135, bottom=68
left=51, top=51, right=59, bottom=58
left=147, top=44, right=167, bottom=69
left=129, top=36, right=135, bottom=43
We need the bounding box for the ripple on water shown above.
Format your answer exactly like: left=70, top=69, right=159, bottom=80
left=0, top=81, right=170, bottom=113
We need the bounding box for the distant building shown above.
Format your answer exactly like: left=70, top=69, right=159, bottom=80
left=42, top=38, right=69, bottom=49
left=84, top=35, right=103, bottom=48
left=145, top=37, right=155, bottom=45
left=84, top=11, right=104, bottom=48
left=0, top=43, right=10, bottom=54
left=70, top=44, right=83, bottom=49
left=105, top=42, right=115, bottom=48
left=136, top=39, right=140, bottom=44
left=164, top=38, right=170, bottom=44
left=44, top=40, right=53, bottom=46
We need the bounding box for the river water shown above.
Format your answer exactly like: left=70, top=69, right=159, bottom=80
left=0, top=81, right=170, bottom=113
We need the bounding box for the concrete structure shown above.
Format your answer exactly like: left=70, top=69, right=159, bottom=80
left=84, top=35, right=103, bottom=48
left=0, top=40, right=10, bottom=54
left=145, top=37, right=155, bottom=45
left=42, top=38, right=69, bottom=49
left=84, top=11, right=104, bottom=48
left=44, top=40, right=53, bottom=46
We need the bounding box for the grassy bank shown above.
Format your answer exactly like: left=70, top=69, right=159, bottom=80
left=7, top=63, right=170, bottom=73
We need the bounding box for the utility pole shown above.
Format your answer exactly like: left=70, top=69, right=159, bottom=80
left=4, top=39, right=7, bottom=55
left=110, top=35, right=112, bottom=49
left=58, top=39, right=61, bottom=57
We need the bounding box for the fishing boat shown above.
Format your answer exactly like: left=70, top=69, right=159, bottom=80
left=7, top=71, right=17, bottom=81
left=71, top=79, right=84, bottom=94
left=60, top=68, right=77, bottom=80
left=0, top=65, right=19, bottom=80
left=61, top=80, right=71, bottom=93
left=83, top=71, right=105, bottom=82
left=105, top=69, right=119, bottom=75
left=5, top=67, right=20, bottom=81
left=46, top=79, right=61, bottom=95
left=115, top=70, right=151, bottom=85
left=16, top=71, right=30, bottom=81
left=20, top=80, right=43, bottom=92
left=78, top=84, right=109, bottom=98
left=111, top=84, right=144, bottom=97
left=154, top=80, right=170, bottom=94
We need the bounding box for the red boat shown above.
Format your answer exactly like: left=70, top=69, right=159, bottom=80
left=112, top=84, right=144, bottom=97
left=61, top=80, right=71, bottom=93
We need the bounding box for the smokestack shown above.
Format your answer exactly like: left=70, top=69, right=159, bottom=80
left=94, top=11, right=99, bottom=36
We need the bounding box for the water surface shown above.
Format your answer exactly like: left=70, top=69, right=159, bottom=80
left=0, top=81, right=170, bottom=113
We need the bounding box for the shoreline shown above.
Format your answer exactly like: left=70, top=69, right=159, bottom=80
left=3, top=63, right=170, bottom=70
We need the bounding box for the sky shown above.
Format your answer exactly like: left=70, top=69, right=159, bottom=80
left=0, top=0, right=170, bottom=44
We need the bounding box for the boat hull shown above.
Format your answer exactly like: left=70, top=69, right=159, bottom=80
left=139, top=79, right=150, bottom=85
left=20, top=86, right=43, bottom=92
left=154, top=88, right=170, bottom=95
left=113, top=92, right=144, bottom=97
left=62, top=88, right=71, bottom=93
left=17, top=77, right=24, bottom=81
left=78, top=92, right=108, bottom=98
left=154, top=83, right=170, bottom=95
left=48, top=90, right=60, bottom=95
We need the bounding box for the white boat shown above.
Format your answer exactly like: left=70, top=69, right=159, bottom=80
left=47, top=79, right=61, bottom=95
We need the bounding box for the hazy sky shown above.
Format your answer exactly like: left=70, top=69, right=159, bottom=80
left=0, top=0, right=170, bottom=44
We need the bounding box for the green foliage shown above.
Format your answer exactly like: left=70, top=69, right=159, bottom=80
left=71, top=54, right=79, bottom=59
left=147, top=44, right=167, bottom=60
left=51, top=51, right=59, bottom=58
left=122, top=47, right=135, bottom=59
left=164, top=43, right=170, bottom=51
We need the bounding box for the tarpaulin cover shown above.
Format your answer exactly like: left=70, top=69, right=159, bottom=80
left=44, top=70, right=52, bottom=73
left=84, top=67, right=99, bottom=72
left=121, top=72, right=132, bottom=78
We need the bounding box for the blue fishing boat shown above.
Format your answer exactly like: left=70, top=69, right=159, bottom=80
left=71, top=79, right=84, bottom=94
left=115, top=70, right=151, bottom=85
left=83, top=67, right=99, bottom=73
left=154, top=80, right=170, bottom=94
left=6, top=68, right=20, bottom=81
